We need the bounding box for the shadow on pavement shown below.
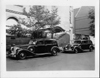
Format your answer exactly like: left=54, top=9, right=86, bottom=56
left=62, top=50, right=94, bottom=54
left=7, top=53, right=58, bottom=60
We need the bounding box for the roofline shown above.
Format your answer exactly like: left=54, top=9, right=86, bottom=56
left=6, top=9, right=26, bottom=16
left=75, top=7, right=82, bottom=17
left=15, top=5, right=24, bottom=7
left=33, top=38, right=57, bottom=41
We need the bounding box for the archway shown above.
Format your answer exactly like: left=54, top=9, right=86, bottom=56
left=6, top=16, right=20, bottom=29
left=7, top=16, right=19, bottom=23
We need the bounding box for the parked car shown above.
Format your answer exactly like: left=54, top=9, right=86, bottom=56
left=63, top=39, right=94, bottom=53
left=8, top=39, right=59, bottom=59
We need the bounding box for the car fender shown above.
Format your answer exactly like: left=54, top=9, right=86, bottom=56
left=89, top=45, right=94, bottom=49
left=16, top=49, right=30, bottom=55
left=51, top=46, right=59, bottom=52
left=89, top=45, right=92, bottom=47
left=73, top=45, right=82, bottom=52
left=27, top=46, right=35, bottom=51
left=73, top=46, right=79, bottom=49
left=27, top=46, right=34, bottom=49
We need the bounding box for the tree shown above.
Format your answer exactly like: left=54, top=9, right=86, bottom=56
left=20, top=6, right=49, bottom=29
left=44, top=6, right=60, bottom=38
left=88, top=9, right=95, bottom=37
left=19, top=5, right=60, bottom=38
left=6, top=24, right=22, bottom=37
left=6, top=24, right=31, bottom=37
left=44, top=6, right=60, bottom=26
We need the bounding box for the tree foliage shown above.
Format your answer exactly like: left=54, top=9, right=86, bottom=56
left=6, top=24, right=22, bottom=37
left=44, top=6, right=60, bottom=26
left=6, top=24, right=32, bottom=37
left=88, top=9, right=95, bottom=37
left=19, top=5, right=60, bottom=38
left=7, top=6, right=60, bottom=38
left=19, top=5, right=60, bottom=30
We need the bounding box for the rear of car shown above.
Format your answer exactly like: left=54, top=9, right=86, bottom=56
left=63, top=40, right=94, bottom=53
left=81, top=40, right=94, bottom=51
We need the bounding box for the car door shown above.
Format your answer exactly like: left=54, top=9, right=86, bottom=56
left=35, top=40, right=45, bottom=53
left=44, top=40, right=53, bottom=52
left=87, top=40, right=92, bottom=48
left=81, top=41, right=89, bottom=49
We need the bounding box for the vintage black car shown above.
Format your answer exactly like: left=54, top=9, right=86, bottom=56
left=8, top=39, right=59, bottom=59
left=63, top=39, right=94, bottom=53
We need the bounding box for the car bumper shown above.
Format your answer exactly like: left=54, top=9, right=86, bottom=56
left=64, top=48, right=73, bottom=52
left=7, top=53, right=17, bottom=58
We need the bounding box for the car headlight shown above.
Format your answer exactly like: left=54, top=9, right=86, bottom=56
left=11, top=47, right=14, bottom=51
left=11, top=47, right=20, bottom=53
left=16, top=49, right=20, bottom=53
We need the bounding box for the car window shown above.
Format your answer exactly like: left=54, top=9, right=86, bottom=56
left=45, top=40, right=53, bottom=44
left=53, top=41, right=57, bottom=44
left=88, top=40, right=93, bottom=44
left=36, top=41, right=44, bottom=45
left=74, top=41, right=81, bottom=44
left=45, top=40, right=57, bottom=44
left=82, top=41, right=88, bottom=44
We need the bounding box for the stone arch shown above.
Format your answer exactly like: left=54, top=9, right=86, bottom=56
left=7, top=16, right=19, bottom=24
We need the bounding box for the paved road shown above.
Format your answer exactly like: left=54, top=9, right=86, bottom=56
left=7, top=50, right=95, bottom=71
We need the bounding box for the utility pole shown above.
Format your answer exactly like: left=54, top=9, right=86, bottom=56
left=69, top=6, right=74, bottom=44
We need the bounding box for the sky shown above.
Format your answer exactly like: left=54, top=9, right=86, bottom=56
left=6, top=5, right=81, bottom=31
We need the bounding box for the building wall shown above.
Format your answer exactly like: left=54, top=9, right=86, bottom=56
left=74, top=6, right=94, bottom=35
left=6, top=5, right=26, bottom=23
left=74, top=18, right=91, bottom=35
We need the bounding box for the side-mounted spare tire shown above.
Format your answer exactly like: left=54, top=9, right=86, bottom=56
left=51, top=47, right=58, bottom=56
left=17, top=51, right=26, bottom=60
left=28, top=47, right=35, bottom=53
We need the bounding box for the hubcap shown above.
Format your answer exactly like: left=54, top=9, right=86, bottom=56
left=20, top=53, right=25, bottom=59
left=53, top=50, right=56, bottom=53
left=90, top=47, right=92, bottom=51
left=30, top=48, right=33, bottom=51
left=52, top=49, right=57, bottom=55
left=75, top=49, right=78, bottom=53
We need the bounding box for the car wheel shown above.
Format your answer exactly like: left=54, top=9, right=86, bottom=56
left=17, top=52, right=26, bottom=60
left=89, top=46, right=93, bottom=52
left=28, top=47, right=35, bottom=53
left=51, top=48, right=58, bottom=56
left=63, top=47, right=66, bottom=52
left=74, top=48, right=79, bottom=53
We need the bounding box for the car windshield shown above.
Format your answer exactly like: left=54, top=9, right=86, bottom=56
left=74, top=41, right=81, bottom=44
left=29, top=40, right=37, bottom=45
left=82, top=41, right=88, bottom=43
left=33, top=41, right=37, bottom=45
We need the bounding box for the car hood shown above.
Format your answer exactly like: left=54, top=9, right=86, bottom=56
left=70, top=43, right=80, bottom=46
left=13, top=44, right=34, bottom=49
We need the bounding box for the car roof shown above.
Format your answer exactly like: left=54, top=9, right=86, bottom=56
left=34, top=38, right=57, bottom=41
left=74, top=39, right=89, bottom=41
